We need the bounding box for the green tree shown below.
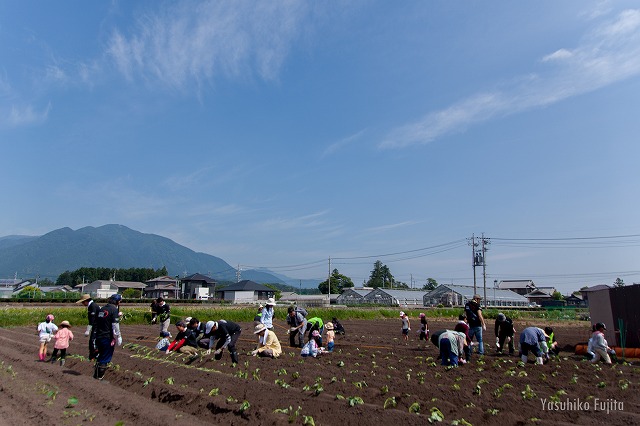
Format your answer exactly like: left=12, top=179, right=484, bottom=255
left=318, top=269, right=354, bottom=294
left=613, top=277, right=625, bottom=287
left=366, top=261, right=395, bottom=288
left=423, top=278, right=438, bottom=291
left=264, top=284, right=282, bottom=300
left=122, top=288, right=142, bottom=298
left=551, top=290, right=564, bottom=301
left=16, top=285, right=42, bottom=299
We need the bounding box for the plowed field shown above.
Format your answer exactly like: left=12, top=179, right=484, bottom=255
left=0, top=318, right=638, bottom=425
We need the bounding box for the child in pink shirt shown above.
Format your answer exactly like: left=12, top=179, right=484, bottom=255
left=50, top=320, right=74, bottom=366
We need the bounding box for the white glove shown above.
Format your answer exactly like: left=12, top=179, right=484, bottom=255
left=85, top=325, right=92, bottom=337
left=408, top=328, right=411, bottom=331
left=482, top=325, right=487, bottom=331
left=117, top=336, right=122, bottom=346
left=286, top=329, right=290, bottom=335
left=205, top=349, right=211, bottom=355
left=214, top=349, right=222, bottom=355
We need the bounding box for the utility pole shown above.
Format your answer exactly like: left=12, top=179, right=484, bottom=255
left=328, top=257, right=332, bottom=298
left=481, top=234, right=490, bottom=307
left=469, top=234, right=480, bottom=294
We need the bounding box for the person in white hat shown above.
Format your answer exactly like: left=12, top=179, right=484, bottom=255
left=260, top=297, right=276, bottom=330
left=76, top=293, right=101, bottom=360
left=251, top=323, right=282, bottom=358
left=400, top=311, right=411, bottom=342
left=49, top=320, right=74, bottom=366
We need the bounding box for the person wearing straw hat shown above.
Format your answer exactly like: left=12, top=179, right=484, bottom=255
left=251, top=323, right=282, bottom=358
left=76, top=293, right=101, bottom=359
left=49, top=320, right=74, bottom=366
left=324, top=321, right=336, bottom=352
left=154, top=297, right=171, bottom=337
left=260, top=298, right=276, bottom=330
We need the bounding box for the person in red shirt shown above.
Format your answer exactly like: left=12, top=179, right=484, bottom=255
left=453, top=314, right=471, bottom=362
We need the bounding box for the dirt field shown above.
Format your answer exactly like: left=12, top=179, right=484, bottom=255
left=0, top=317, right=638, bottom=426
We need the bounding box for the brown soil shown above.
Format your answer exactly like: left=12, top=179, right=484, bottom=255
left=0, top=318, right=638, bottom=425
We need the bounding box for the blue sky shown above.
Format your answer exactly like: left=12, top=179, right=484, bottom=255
left=2, top=1, right=640, bottom=293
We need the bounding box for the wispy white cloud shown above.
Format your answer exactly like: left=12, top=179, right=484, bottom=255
left=106, top=0, right=312, bottom=91
left=321, top=129, right=367, bottom=158
left=4, top=102, right=52, bottom=127
left=260, top=210, right=330, bottom=231
left=364, top=220, right=420, bottom=234
left=380, top=9, right=640, bottom=149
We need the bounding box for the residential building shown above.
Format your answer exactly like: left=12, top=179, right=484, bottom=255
left=217, top=280, right=274, bottom=304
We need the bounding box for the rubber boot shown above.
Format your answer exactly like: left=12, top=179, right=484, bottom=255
left=93, top=362, right=100, bottom=379
left=50, top=356, right=57, bottom=363
left=60, top=359, right=65, bottom=367
left=96, top=364, right=108, bottom=380
left=536, top=357, right=544, bottom=365
left=39, top=353, right=45, bottom=362
left=521, top=354, right=528, bottom=364
left=230, top=351, right=239, bottom=364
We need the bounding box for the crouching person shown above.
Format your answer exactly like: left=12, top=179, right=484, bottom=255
left=251, top=323, right=282, bottom=358
left=166, top=320, right=199, bottom=359
left=591, top=323, right=613, bottom=364
left=438, top=330, right=467, bottom=366
left=519, top=327, right=548, bottom=365
left=210, top=320, right=242, bottom=364
left=301, top=330, right=323, bottom=358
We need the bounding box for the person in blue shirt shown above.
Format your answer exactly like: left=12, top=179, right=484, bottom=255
left=260, top=298, right=275, bottom=330
left=519, top=327, right=548, bottom=365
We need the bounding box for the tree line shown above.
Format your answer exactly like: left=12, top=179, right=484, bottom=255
left=56, top=266, right=169, bottom=287
left=318, top=260, right=439, bottom=294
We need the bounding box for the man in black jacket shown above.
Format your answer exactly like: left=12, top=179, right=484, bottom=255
left=495, top=313, right=516, bottom=355
left=93, top=294, right=123, bottom=380
left=76, top=293, right=101, bottom=360
left=210, top=320, right=242, bottom=364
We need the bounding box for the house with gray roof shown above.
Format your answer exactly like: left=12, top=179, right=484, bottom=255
left=217, top=280, right=274, bottom=304
left=179, top=273, right=217, bottom=300
left=498, top=279, right=537, bottom=296
left=144, top=276, right=180, bottom=299
left=83, top=279, right=146, bottom=299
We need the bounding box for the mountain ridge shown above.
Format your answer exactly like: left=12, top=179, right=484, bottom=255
left=0, top=224, right=317, bottom=286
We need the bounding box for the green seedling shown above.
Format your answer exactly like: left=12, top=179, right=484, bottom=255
left=384, top=397, right=397, bottom=409
left=348, top=396, right=364, bottom=407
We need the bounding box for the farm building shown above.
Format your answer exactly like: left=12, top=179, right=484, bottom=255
left=216, top=280, right=274, bottom=304
left=584, top=284, right=640, bottom=349
left=424, top=284, right=528, bottom=307
left=279, top=292, right=333, bottom=307
left=335, top=288, right=373, bottom=305
left=363, top=288, right=427, bottom=306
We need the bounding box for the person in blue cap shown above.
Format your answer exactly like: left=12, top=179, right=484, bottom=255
left=93, top=294, right=123, bottom=380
